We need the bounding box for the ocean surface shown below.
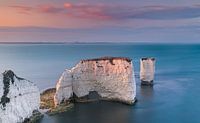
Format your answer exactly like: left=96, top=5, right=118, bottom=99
left=0, top=43, right=200, bottom=123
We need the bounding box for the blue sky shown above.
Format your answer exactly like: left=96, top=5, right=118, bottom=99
left=0, top=0, right=200, bottom=43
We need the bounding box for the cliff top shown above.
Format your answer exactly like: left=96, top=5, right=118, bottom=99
left=141, top=57, right=155, bottom=61
left=81, top=57, right=132, bottom=63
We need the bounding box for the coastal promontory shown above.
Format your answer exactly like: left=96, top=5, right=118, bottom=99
left=0, top=70, right=41, bottom=123
left=54, top=57, right=136, bottom=106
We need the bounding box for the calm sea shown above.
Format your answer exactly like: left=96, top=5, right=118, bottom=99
left=0, top=43, right=200, bottom=123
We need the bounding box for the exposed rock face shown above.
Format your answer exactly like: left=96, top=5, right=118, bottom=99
left=54, top=70, right=73, bottom=106
left=0, top=70, right=40, bottom=123
left=54, top=57, right=136, bottom=106
left=140, top=58, right=155, bottom=85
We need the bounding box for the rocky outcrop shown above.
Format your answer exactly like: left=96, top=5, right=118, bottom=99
left=0, top=70, right=40, bottom=123
left=54, top=57, right=136, bottom=106
left=40, top=87, right=74, bottom=116
left=140, top=58, right=155, bottom=85
left=54, top=69, right=73, bottom=106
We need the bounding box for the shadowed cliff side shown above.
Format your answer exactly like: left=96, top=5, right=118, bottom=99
left=0, top=70, right=42, bottom=123
left=0, top=70, right=25, bottom=109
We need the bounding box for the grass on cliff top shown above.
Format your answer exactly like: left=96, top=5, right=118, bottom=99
left=47, top=103, right=74, bottom=116
left=40, top=88, right=74, bottom=116
left=40, top=88, right=56, bottom=109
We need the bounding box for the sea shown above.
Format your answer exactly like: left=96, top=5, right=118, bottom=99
left=0, top=43, right=200, bottom=123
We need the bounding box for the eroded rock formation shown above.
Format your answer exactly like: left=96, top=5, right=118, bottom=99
left=140, top=58, right=155, bottom=85
left=54, top=57, right=136, bottom=106
left=0, top=70, right=40, bottom=123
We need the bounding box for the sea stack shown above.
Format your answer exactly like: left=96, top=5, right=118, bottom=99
left=54, top=57, right=136, bottom=106
left=0, top=70, right=41, bottom=123
left=140, top=58, right=155, bottom=85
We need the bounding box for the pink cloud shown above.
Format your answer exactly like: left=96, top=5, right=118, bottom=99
left=37, top=5, right=64, bottom=13
left=64, top=3, right=73, bottom=8
left=10, top=4, right=64, bottom=14
left=9, top=5, right=32, bottom=14
left=10, top=3, right=200, bottom=20
left=63, top=3, right=112, bottom=20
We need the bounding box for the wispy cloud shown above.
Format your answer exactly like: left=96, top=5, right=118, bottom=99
left=129, top=5, right=200, bottom=20
left=63, top=3, right=112, bottom=20
left=10, top=3, right=200, bottom=20
left=9, top=5, right=32, bottom=14
left=37, top=5, right=64, bottom=13
left=10, top=4, right=65, bottom=14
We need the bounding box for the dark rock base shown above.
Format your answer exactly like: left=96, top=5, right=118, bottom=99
left=47, top=103, right=74, bottom=116
left=23, top=110, right=44, bottom=123
left=141, top=80, right=153, bottom=86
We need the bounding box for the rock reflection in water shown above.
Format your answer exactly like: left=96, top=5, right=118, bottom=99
left=48, top=101, right=133, bottom=123
left=140, top=86, right=154, bottom=101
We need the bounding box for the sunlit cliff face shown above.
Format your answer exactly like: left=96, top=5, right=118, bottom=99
left=54, top=57, right=136, bottom=106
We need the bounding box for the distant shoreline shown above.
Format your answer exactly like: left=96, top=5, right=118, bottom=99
left=0, top=42, right=66, bottom=44
left=0, top=42, right=140, bottom=44
left=0, top=42, right=199, bottom=45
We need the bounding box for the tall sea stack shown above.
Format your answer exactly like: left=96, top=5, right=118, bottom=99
left=140, top=58, right=155, bottom=85
left=54, top=57, right=136, bottom=106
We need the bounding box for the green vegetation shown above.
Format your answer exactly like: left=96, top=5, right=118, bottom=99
left=47, top=103, right=74, bottom=116
left=40, top=88, right=56, bottom=109
left=40, top=88, right=74, bottom=116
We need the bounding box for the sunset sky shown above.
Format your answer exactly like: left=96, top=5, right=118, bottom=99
left=0, top=0, right=200, bottom=43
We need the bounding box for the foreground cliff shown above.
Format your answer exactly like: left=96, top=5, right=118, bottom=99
left=0, top=70, right=40, bottom=123
left=54, top=57, right=136, bottom=106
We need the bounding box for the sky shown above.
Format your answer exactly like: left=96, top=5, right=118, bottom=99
left=0, top=0, right=200, bottom=43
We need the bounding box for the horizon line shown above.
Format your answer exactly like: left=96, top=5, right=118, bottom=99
left=0, top=41, right=199, bottom=45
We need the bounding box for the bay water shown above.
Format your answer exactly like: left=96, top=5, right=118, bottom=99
left=0, top=43, right=199, bottom=123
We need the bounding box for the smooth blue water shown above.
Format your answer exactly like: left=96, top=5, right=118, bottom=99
left=0, top=43, right=200, bottom=123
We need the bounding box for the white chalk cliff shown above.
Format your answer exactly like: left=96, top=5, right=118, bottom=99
left=0, top=70, right=40, bottom=123
left=54, top=57, right=136, bottom=106
left=140, top=58, right=155, bottom=84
